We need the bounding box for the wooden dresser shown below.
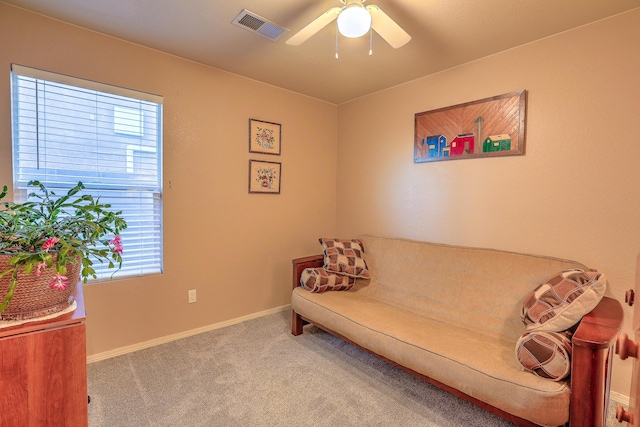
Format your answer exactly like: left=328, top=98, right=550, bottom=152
left=0, top=284, right=88, bottom=427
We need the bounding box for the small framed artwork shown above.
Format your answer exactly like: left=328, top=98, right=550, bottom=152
left=249, top=118, right=281, bottom=155
left=249, top=159, right=281, bottom=194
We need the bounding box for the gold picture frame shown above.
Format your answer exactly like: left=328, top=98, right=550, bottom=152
left=248, top=160, right=281, bottom=194
left=249, top=118, right=281, bottom=155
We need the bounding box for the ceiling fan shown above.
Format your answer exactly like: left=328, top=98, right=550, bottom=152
left=286, top=0, right=411, bottom=50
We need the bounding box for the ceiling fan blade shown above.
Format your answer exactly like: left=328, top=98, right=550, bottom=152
left=286, top=7, right=341, bottom=46
left=366, top=5, right=411, bottom=49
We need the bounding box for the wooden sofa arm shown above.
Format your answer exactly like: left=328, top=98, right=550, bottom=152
left=291, top=255, right=323, bottom=335
left=569, top=296, right=624, bottom=427
left=291, top=254, right=323, bottom=290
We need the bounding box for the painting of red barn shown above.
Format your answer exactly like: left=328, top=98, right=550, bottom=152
left=414, top=90, right=526, bottom=163
left=450, top=133, right=474, bottom=156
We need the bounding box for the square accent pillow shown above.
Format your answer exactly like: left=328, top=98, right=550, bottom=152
left=300, top=268, right=355, bottom=293
left=521, top=269, right=606, bottom=332
left=319, top=238, right=370, bottom=279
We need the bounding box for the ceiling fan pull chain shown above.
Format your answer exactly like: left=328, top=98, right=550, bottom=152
left=369, top=26, right=373, bottom=55
left=336, top=24, right=339, bottom=59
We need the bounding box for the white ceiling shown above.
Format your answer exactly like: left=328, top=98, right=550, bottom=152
left=3, top=0, right=640, bottom=104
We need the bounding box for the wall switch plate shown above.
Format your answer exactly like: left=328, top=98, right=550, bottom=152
left=188, top=289, right=196, bottom=303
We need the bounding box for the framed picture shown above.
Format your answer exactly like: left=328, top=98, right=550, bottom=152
left=249, top=118, right=281, bottom=155
left=249, top=160, right=281, bottom=194
left=414, top=90, right=526, bottom=163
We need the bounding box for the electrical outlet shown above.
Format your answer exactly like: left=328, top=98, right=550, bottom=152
left=188, top=289, right=196, bottom=304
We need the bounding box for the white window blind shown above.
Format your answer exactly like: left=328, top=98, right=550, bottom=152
left=10, top=64, right=163, bottom=280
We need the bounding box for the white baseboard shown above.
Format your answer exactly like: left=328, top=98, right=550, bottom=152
left=610, top=390, right=630, bottom=407
left=87, top=304, right=291, bottom=364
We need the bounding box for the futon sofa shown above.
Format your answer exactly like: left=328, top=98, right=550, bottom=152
left=290, top=235, right=623, bottom=427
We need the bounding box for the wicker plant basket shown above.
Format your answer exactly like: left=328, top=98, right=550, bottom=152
left=0, top=254, right=81, bottom=321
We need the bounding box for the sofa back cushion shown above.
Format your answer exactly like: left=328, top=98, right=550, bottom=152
left=357, top=235, right=587, bottom=342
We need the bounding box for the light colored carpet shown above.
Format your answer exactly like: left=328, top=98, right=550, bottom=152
left=87, top=310, right=619, bottom=426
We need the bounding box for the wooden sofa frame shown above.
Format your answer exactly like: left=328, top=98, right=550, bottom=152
left=291, top=255, right=624, bottom=427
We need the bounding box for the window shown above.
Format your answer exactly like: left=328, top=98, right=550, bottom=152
left=10, top=64, right=163, bottom=279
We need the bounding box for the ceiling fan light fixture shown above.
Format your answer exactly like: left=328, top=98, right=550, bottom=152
left=337, top=4, right=371, bottom=38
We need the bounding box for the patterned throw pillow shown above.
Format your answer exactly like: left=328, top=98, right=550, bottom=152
left=515, top=330, right=573, bottom=381
left=319, top=238, right=370, bottom=279
left=521, top=269, right=606, bottom=332
left=300, top=268, right=355, bottom=293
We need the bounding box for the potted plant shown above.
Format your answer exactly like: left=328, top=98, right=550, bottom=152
left=0, top=180, right=127, bottom=320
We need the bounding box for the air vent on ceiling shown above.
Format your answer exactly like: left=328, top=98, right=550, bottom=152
left=232, top=9, right=289, bottom=42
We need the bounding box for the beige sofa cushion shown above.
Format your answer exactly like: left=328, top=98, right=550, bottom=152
left=358, top=235, right=587, bottom=342
left=292, top=287, right=570, bottom=427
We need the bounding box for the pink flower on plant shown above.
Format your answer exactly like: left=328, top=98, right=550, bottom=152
left=36, top=262, right=47, bottom=276
left=42, top=237, right=60, bottom=251
left=50, top=274, right=68, bottom=291
left=110, top=235, right=123, bottom=254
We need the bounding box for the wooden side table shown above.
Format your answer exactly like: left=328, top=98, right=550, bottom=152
left=0, top=284, right=88, bottom=427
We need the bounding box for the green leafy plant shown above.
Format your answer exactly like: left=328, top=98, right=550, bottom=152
left=0, top=180, right=127, bottom=314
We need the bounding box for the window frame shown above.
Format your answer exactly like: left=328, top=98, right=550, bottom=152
left=10, top=64, right=164, bottom=281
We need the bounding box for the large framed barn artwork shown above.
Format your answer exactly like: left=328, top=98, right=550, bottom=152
left=414, top=90, right=526, bottom=163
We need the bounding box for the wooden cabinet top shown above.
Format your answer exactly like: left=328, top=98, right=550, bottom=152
left=0, top=282, right=86, bottom=339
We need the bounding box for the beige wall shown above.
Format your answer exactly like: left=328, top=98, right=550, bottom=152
left=336, top=9, right=640, bottom=395
left=2, top=0, right=639, bottom=399
left=0, top=3, right=338, bottom=355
